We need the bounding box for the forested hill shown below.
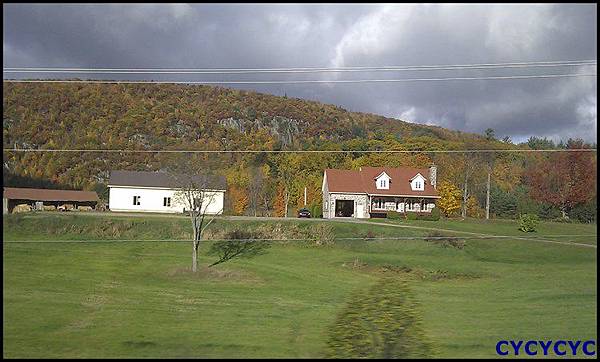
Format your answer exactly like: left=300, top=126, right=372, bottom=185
left=3, top=82, right=483, bottom=150
left=4, top=82, right=595, bottom=221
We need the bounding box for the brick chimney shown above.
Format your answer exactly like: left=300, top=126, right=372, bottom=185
left=429, top=164, right=437, bottom=189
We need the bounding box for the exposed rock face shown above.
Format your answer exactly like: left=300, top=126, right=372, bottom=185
left=128, top=133, right=151, bottom=148
left=217, top=116, right=303, bottom=146
left=168, top=119, right=193, bottom=138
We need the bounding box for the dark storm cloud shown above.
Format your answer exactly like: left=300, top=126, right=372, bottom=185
left=3, top=3, right=597, bottom=142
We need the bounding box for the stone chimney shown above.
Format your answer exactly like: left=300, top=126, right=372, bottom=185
left=429, top=164, right=437, bottom=190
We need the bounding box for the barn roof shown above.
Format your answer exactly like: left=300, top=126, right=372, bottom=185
left=108, top=170, right=227, bottom=190
left=3, top=187, right=99, bottom=202
left=325, top=166, right=439, bottom=197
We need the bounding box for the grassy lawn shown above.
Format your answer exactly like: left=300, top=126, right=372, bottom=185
left=3, top=213, right=597, bottom=358
left=366, top=216, right=598, bottom=245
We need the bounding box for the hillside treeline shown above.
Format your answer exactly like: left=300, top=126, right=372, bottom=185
left=3, top=83, right=597, bottom=222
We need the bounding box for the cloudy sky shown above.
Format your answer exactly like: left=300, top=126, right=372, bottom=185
left=3, top=3, right=597, bottom=143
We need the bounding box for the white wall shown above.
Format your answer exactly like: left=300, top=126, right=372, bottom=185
left=109, top=186, right=224, bottom=214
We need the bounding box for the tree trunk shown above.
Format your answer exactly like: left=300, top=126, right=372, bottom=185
left=192, top=240, right=198, bottom=272
left=284, top=190, right=290, bottom=218
left=462, top=179, right=468, bottom=218
left=485, top=170, right=491, bottom=220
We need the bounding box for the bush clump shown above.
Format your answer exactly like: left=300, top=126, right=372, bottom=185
left=405, top=212, right=418, bottom=221
left=386, top=211, right=403, bottom=220
left=518, top=213, right=539, bottom=232
left=424, top=231, right=465, bottom=249
left=404, top=209, right=440, bottom=221
left=325, top=277, right=432, bottom=358
left=419, top=208, right=440, bottom=221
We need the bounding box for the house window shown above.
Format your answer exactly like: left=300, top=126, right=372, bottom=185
left=380, top=179, right=386, bottom=188
left=133, top=196, right=141, bottom=205
left=163, top=197, right=171, bottom=207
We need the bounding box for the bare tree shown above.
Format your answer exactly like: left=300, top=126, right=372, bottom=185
left=460, top=155, right=479, bottom=218
left=483, top=129, right=496, bottom=220
left=248, top=166, right=264, bottom=217
left=169, top=155, right=225, bottom=272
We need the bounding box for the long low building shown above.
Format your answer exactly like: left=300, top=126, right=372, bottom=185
left=3, top=187, right=99, bottom=214
left=107, top=170, right=226, bottom=214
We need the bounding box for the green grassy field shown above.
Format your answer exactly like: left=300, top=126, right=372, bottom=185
left=3, top=213, right=597, bottom=358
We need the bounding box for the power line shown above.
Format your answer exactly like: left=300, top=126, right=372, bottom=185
left=4, top=59, right=596, bottom=73
left=3, top=73, right=597, bottom=84
left=3, top=148, right=597, bottom=154
left=3, top=62, right=596, bottom=75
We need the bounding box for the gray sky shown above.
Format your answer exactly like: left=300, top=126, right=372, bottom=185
left=3, top=3, right=597, bottom=143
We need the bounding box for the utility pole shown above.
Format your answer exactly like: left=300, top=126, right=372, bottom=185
left=304, top=187, right=307, bottom=207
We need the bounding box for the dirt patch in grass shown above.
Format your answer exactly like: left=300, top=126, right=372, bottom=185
left=122, top=340, right=157, bottom=348
left=166, top=266, right=264, bottom=284
left=341, top=258, right=480, bottom=281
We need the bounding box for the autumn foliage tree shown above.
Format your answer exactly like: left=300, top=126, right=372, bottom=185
left=526, top=139, right=596, bottom=218
left=273, top=184, right=287, bottom=217
left=436, top=181, right=462, bottom=217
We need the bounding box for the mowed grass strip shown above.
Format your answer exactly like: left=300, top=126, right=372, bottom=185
left=3, top=214, right=597, bottom=358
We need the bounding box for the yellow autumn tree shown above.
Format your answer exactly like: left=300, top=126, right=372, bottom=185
left=436, top=181, right=462, bottom=217
left=466, top=195, right=485, bottom=218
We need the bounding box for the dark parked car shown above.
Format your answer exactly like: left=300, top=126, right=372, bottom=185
left=297, top=208, right=311, bottom=218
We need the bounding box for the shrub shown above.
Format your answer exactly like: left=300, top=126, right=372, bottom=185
left=518, top=213, right=539, bottom=232
left=569, top=199, right=597, bottom=223
left=324, top=277, right=432, bottom=358
left=418, top=208, right=440, bottom=221
left=430, top=207, right=441, bottom=221
left=406, top=212, right=418, bottom=221
left=309, top=203, right=323, bottom=218
left=387, top=211, right=402, bottom=220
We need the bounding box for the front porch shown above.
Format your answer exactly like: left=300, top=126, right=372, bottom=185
left=369, top=196, right=436, bottom=215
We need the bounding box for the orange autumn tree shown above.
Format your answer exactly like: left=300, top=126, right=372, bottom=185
left=273, top=184, right=287, bottom=217
left=229, top=185, right=249, bottom=216
left=526, top=139, right=597, bottom=218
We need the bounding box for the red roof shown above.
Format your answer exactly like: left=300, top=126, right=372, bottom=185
left=325, top=166, right=439, bottom=197
left=3, top=187, right=99, bottom=202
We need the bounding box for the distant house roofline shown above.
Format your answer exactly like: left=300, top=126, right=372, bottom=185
left=324, top=166, right=438, bottom=197
left=108, top=170, right=227, bottom=190
left=3, top=187, right=99, bottom=202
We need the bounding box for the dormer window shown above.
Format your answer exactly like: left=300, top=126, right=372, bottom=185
left=409, top=173, right=426, bottom=191
left=374, top=172, right=391, bottom=190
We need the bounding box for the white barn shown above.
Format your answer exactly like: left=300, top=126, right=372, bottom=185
left=108, top=170, right=226, bottom=214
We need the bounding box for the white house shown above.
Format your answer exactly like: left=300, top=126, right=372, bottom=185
left=108, top=170, right=226, bottom=214
left=322, top=166, right=440, bottom=219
